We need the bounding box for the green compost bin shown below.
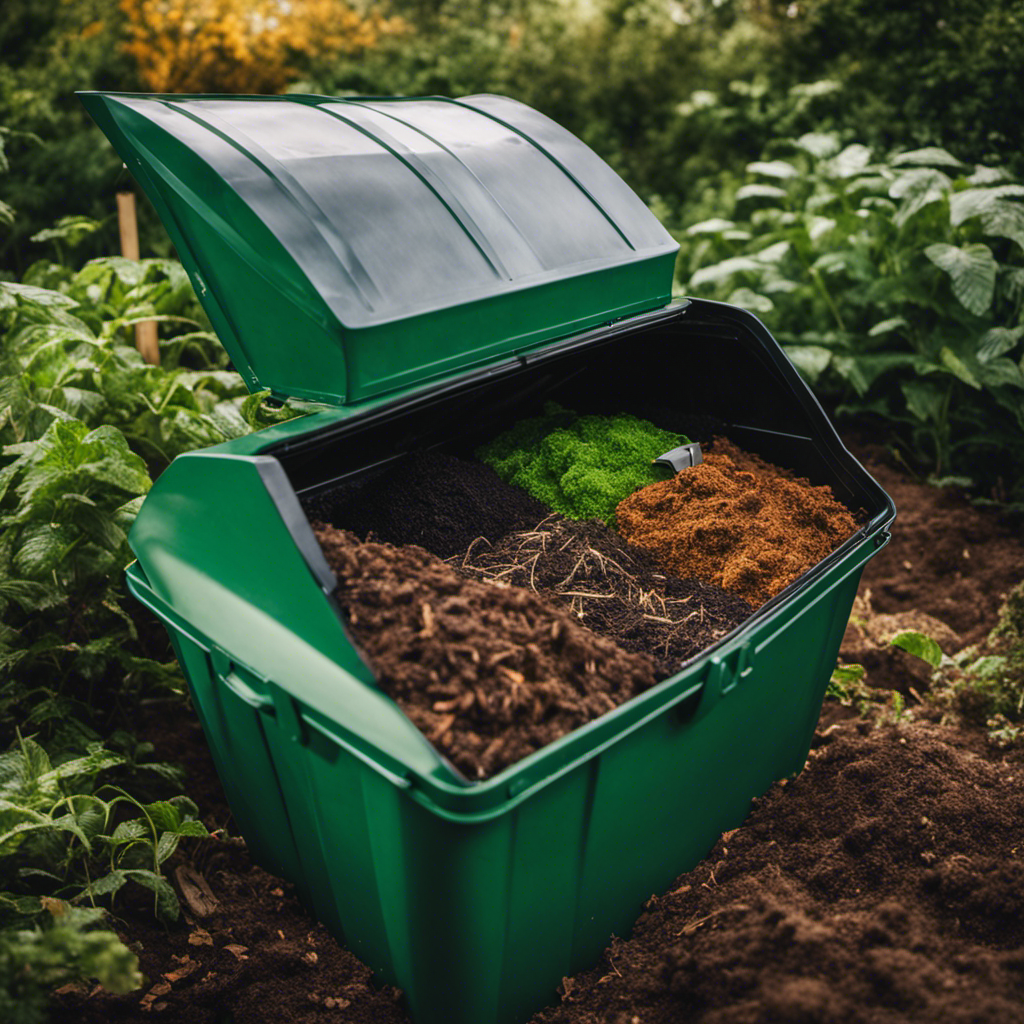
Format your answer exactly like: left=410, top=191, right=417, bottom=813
left=83, top=92, right=896, bottom=1024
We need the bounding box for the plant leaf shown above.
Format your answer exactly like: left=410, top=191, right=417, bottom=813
left=892, top=147, right=964, bottom=169
left=977, top=326, right=1024, bottom=363
left=746, top=160, right=799, bottom=179
left=924, top=243, right=998, bottom=316
left=938, top=346, right=981, bottom=389
left=891, top=631, right=943, bottom=667
left=735, top=183, right=788, bottom=202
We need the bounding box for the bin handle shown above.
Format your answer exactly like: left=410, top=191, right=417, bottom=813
left=221, top=667, right=274, bottom=712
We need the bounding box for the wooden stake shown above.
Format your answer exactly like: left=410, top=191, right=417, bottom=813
left=116, top=191, right=160, bottom=365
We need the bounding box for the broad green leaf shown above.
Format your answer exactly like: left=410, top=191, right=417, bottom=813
left=40, top=749, right=125, bottom=787
left=142, top=800, right=182, bottom=834
left=980, top=201, right=1024, bottom=252
left=735, top=184, right=787, bottom=202
left=685, top=218, right=735, bottom=235
left=968, top=165, right=1012, bottom=185
left=948, top=185, right=1024, bottom=226
left=939, top=346, right=981, bottom=389
left=753, top=241, right=791, bottom=264
left=891, top=631, right=943, bottom=667
left=924, top=242, right=997, bottom=316
left=890, top=169, right=953, bottom=227
left=793, top=132, right=840, bottom=159
left=1002, top=267, right=1024, bottom=303
left=689, top=256, right=765, bottom=289
left=869, top=317, right=909, bottom=337
left=979, top=358, right=1024, bottom=390
left=746, top=160, right=799, bottom=179
left=77, top=869, right=127, bottom=901
left=783, top=345, right=832, bottom=382
left=0, top=281, right=79, bottom=309
left=156, top=831, right=181, bottom=865
left=902, top=380, right=945, bottom=422
left=827, top=144, right=872, bottom=178
left=727, top=288, right=774, bottom=313
left=111, top=819, right=148, bottom=843
left=175, top=820, right=210, bottom=838
left=892, top=147, right=964, bottom=169
left=122, top=869, right=180, bottom=922
left=977, top=326, right=1024, bottom=362
left=808, top=216, right=836, bottom=241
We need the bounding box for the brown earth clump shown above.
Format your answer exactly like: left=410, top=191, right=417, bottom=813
left=453, top=516, right=753, bottom=679
left=534, top=718, right=1024, bottom=1024
left=616, top=437, right=857, bottom=608
left=313, top=524, right=658, bottom=779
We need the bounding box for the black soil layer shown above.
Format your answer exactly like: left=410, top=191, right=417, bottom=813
left=534, top=718, right=1024, bottom=1024
left=303, top=450, right=551, bottom=559
left=453, top=516, right=753, bottom=678
left=313, top=524, right=658, bottom=779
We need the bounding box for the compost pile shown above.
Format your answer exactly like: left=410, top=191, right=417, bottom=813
left=617, top=437, right=858, bottom=608
left=313, top=524, right=658, bottom=779
left=534, top=718, right=1024, bottom=1024
left=453, top=516, right=753, bottom=677
left=303, top=450, right=551, bottom=559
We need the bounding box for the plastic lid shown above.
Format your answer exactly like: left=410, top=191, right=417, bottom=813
left=80, top=92, right=679, bottom=404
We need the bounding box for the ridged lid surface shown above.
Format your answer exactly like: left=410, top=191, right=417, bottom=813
left=81, top=92, right=679, bottom=402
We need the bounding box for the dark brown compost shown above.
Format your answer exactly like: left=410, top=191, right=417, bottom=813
left=452, top=515, right=753, bottom=678
left=313, top=524, right=658, bottom=779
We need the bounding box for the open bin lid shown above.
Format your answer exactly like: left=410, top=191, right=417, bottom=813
left=80, top=92, right=679, bottom=405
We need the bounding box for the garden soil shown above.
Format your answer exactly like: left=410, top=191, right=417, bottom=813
left=453, top=516, right=752, bottom=678
left=616, top=437, right=858, bottom=608
left=313, top=524, right=658, bottom=779
left=302, top=450, right=551, bottom=559
left=56, top=445, right=1024, bottom=1024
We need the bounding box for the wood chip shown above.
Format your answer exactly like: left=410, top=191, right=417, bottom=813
left=163, top=956, right=199, bottom=983
left=187, top=927, right=214, bottom=947
left=324, top=997, right=352, bottom=1009
left=224, top=944, right=249, bottom=960
left=174, top=865, right=218, bottom=918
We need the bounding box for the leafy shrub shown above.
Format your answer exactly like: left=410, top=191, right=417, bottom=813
left=935, top=582, right=1024, bottom=745
left=0, top=902, right=141, bottom=1024
left=0, top=254, right=302, bottom=741
left=478, top=403, right=684, bottom=523
left=678, top=139, right=1024, bottom=501
left=0, top=734, right=207, bottom=921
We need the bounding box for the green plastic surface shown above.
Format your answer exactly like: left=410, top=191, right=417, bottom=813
left=79, top=92, right=679, bottom=405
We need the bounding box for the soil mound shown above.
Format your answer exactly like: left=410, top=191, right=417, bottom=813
left=616, top=437, right=857, bottom=608
left=852, top=447, right=1024, bottom=646
left=535, top=720, right=1024, bottom=1024
left=453, top=516, right=753, bottom=678
left=313, top=524, right=658, bottom=779
left=303, top=450, right=551, bottom=559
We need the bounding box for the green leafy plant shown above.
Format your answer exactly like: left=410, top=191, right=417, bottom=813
left=0, top=251, right=303, bottom=741
left=0, top=733, right=208, bottom=921
left=928, top=582, right=1024, bottom=745
left=678, top=138, right=1024, bottom=501
left=0, top=900, right=141, bottom=1024
left=478, top=402, right=685, bottom=523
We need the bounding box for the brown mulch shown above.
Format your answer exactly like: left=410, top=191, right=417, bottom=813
left=314, top=523, right=658, bottom=780
left=616, top=437, right=858, bottom=608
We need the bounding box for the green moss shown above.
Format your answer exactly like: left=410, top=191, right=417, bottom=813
left=477, top=402, right=685, bottom=523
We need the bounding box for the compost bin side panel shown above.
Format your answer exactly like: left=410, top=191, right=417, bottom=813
left=567, top=547, right=876, bottom=969
left=167, top=630, right=305, bottom=886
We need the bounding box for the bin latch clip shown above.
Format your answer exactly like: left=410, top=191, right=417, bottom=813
left=653, top=442, right=703, bottom=473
